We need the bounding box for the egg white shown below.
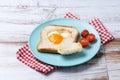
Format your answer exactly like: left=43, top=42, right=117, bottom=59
left=46, top=30, right=82, bottom=55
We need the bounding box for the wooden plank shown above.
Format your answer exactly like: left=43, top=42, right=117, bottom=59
left=0, top=22, right=118, bottom=42
left=0, top=0, right=120, bottom=8
left=0, top=7, right=120, bottom=42
left=51, top=7, right=120, bottom=23
left=104, top=39, right=120, bottom=80
left=0, top=0, right=119, bottom=79
left=108, top=70, right=120, bottom=80
left=104, top=39, right=120, bottom=71
left=0, top=7, right=55, bottom=25
left=53, top=5, right=120, bottom=30
left=0, top=68, right=108, bottom=80
left=0, top=43, right=25, bottom=65
left=0, top=43, right=108, bottom=80
left=49, top=72, right=108, bottom=80
left=51, top=8, right=120, bottom=38
left=0, top=0, right=37, bottom=7
left=0, top=7, right=55, bottom=42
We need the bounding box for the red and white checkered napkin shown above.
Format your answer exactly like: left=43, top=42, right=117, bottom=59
left=16, top=44, right=57, bottom=74
left=16, top=12, right=114, bottom=74
left=64, top=12, right=114, bottom=44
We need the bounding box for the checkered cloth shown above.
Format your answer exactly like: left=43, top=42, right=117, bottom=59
left=16, top=12, right=114, bottom=74
left=64, top=12, right=114, bottom=44
left=89, top=18, right=114, bottom=44
left=16, top=44, right=57, bottom=74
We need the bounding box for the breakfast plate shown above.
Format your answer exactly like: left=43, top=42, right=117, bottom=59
left=28, top=18, right=101, bottom=67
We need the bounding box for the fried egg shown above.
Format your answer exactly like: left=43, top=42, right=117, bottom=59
left=37, top=25, right=82, bottom=55
left=48, top=33, right=63, bottom=44
left=47, top=31, right=71, bottom=44
left=47, top=30, right=82, bottom=55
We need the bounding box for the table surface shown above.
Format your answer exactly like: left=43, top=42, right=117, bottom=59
left=0, top=0, right=120, bottom=80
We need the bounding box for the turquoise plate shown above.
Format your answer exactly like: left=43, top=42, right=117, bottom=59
left=28, top=18, right=101, bottom=67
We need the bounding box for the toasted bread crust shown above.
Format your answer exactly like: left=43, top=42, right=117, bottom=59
left=36, top=25, right=79, bottom=53
left=37, top=48, right=58, bottom=53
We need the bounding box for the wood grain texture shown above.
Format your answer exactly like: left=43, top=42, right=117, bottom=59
left=51, top=8, right=120, bottom=38
left=0, top=0, right=120, bottom=8
left=105, top=39, right=120, bottom=70
left=0, top=0, right=120, bottom=80
left=104, top=39, right=120, bottom=80
left=108, top=70, right=120, bottom=80
left=0, top=43, right=108, bottom=80
left=0, top=7, right=55, bottom=42
left=0, top=7, right=120, bottom=42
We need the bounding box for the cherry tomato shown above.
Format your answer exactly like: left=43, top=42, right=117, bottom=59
left=86, top=34, right=96, bottom=43
left=79, top=38, right=89, bottom=47
left=81, top=29, right=89, bottom=38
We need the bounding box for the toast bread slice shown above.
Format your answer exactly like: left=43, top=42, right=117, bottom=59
left=36, top=25, right=79, bottom=53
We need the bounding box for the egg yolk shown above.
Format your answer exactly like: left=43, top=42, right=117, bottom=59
left=48, top=34, right=63, bottom=44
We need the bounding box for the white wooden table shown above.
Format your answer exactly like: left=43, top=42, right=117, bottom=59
left=0, top=0, right=120, bottom=80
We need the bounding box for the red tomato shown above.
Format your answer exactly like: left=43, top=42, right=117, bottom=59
left=79, top=38, right=89, bottom=47
left=81, top=29, right=89, bottom=38
left=86, top=34, right=96, bottom=43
